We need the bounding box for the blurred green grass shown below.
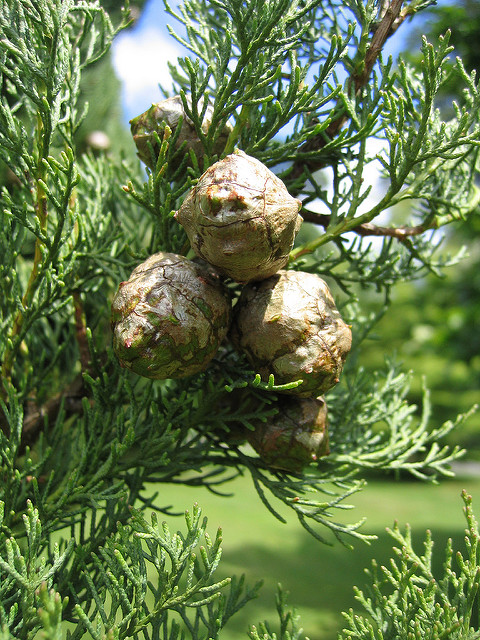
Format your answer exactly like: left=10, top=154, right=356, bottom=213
left=152, top=470, right=480, bottom=639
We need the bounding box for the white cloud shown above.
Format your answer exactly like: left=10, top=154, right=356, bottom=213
left=112, top=26, right=182, bottom=121
left=303, top=137, right=394, bottom=252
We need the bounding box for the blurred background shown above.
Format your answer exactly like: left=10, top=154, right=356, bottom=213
left=77, top=1, right=480, bottom=636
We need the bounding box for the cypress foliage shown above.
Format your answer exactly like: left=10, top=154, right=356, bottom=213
left=0, top=0, right=479, bottom=637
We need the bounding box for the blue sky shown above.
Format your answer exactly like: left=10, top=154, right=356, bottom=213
left=112, top=0, right=182, bottom=122
left=110, top=0, right=458, bottom=232
left=111, top=0, right=437, bottom=124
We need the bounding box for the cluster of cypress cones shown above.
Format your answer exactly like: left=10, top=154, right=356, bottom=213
left=111, top=98, right=352, bottom=471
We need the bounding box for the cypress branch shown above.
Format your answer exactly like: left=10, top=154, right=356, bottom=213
left=0, top=0, right=479, bottom=637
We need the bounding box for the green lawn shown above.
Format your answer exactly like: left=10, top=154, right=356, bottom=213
left=153, top=469, right=480, bottom=639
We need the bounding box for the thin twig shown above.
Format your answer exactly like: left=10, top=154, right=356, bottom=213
left=1, top=291, right=92, bottom=446
left=290, top=0, right=407, bottom=180
left=300, top=208, right=434, bottom=239
left=0, top=375, right=85, bottom=450
left=19, top=285, right=95, bottom=448
left=21, top=376, right=85, bottom=449
left=73, top=290, right=91, bottom=373
left=357, top=0, right=405, bottom=92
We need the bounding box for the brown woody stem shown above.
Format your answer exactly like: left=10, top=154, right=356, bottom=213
left=291, top=0, right=407, bottom=180
left=21, top=376, right=85, bottom=450
left=73, top=291, right=91, bottom=373
left=300, top=209, right=434, bottom=239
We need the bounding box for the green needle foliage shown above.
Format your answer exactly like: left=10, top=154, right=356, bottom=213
left=0, top=0, right=479, bottom=637
left=249, top=492, right=480, bottom=640
left=340, top=490, right=480, bottom=640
